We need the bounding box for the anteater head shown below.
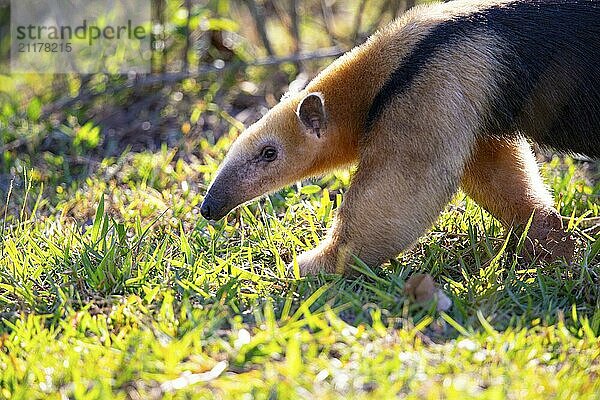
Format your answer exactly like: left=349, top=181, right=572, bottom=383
left=200, top=91, right=335, bottom=221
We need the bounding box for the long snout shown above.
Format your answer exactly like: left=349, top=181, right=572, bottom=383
left=201, top=165, right=245, bottom=221
left=201, top=154, right=257, bottom=221
left=200, top=191, right=234, bottom=221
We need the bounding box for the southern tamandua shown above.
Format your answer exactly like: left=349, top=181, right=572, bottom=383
left=201, top=0, right=599, bottom=275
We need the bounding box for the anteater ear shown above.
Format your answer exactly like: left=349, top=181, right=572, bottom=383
left=296, top=92, right=327, bottom=138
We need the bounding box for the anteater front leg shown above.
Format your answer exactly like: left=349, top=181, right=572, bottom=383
left=297, top=118, right=474, bottom=275
left=461, top=136, right=575, bottom=262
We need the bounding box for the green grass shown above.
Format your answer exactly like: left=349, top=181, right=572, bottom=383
left=1, top=137, right=599, bottom=399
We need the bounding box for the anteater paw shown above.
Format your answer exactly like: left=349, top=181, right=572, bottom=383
left=522, top=209, right=576, bottom=263
left=295, top=242, right=347, bottom=276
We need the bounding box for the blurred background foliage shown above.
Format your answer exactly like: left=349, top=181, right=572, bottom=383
left=0, top=0, right=418, bottom=207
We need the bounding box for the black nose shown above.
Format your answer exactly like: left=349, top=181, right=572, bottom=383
left=200, top=200, right=212, bottom=220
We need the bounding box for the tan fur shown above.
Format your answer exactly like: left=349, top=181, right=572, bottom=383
left=462, top=137, right=575, bottom=261
left=204, top=0, right=576, bottom=275
left=298, top=30, right=504, bottom=274
left=462, top=138, right=554, bottom=225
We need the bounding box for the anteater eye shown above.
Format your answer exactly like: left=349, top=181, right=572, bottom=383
left=260, top=146, right=278, bottom=162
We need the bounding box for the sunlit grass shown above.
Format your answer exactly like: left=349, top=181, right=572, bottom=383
left=1, top=142, right=599, bottom=398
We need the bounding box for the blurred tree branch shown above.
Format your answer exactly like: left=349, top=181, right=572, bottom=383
left=289, top=0, right=300, bottom=53
left=182, top=0, right=193, bottom=73
left=41, top=46, right=345, bottom=118
left=351, top=0, right=368, bottom=44
left=243, top=0, right=274, bottom=56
